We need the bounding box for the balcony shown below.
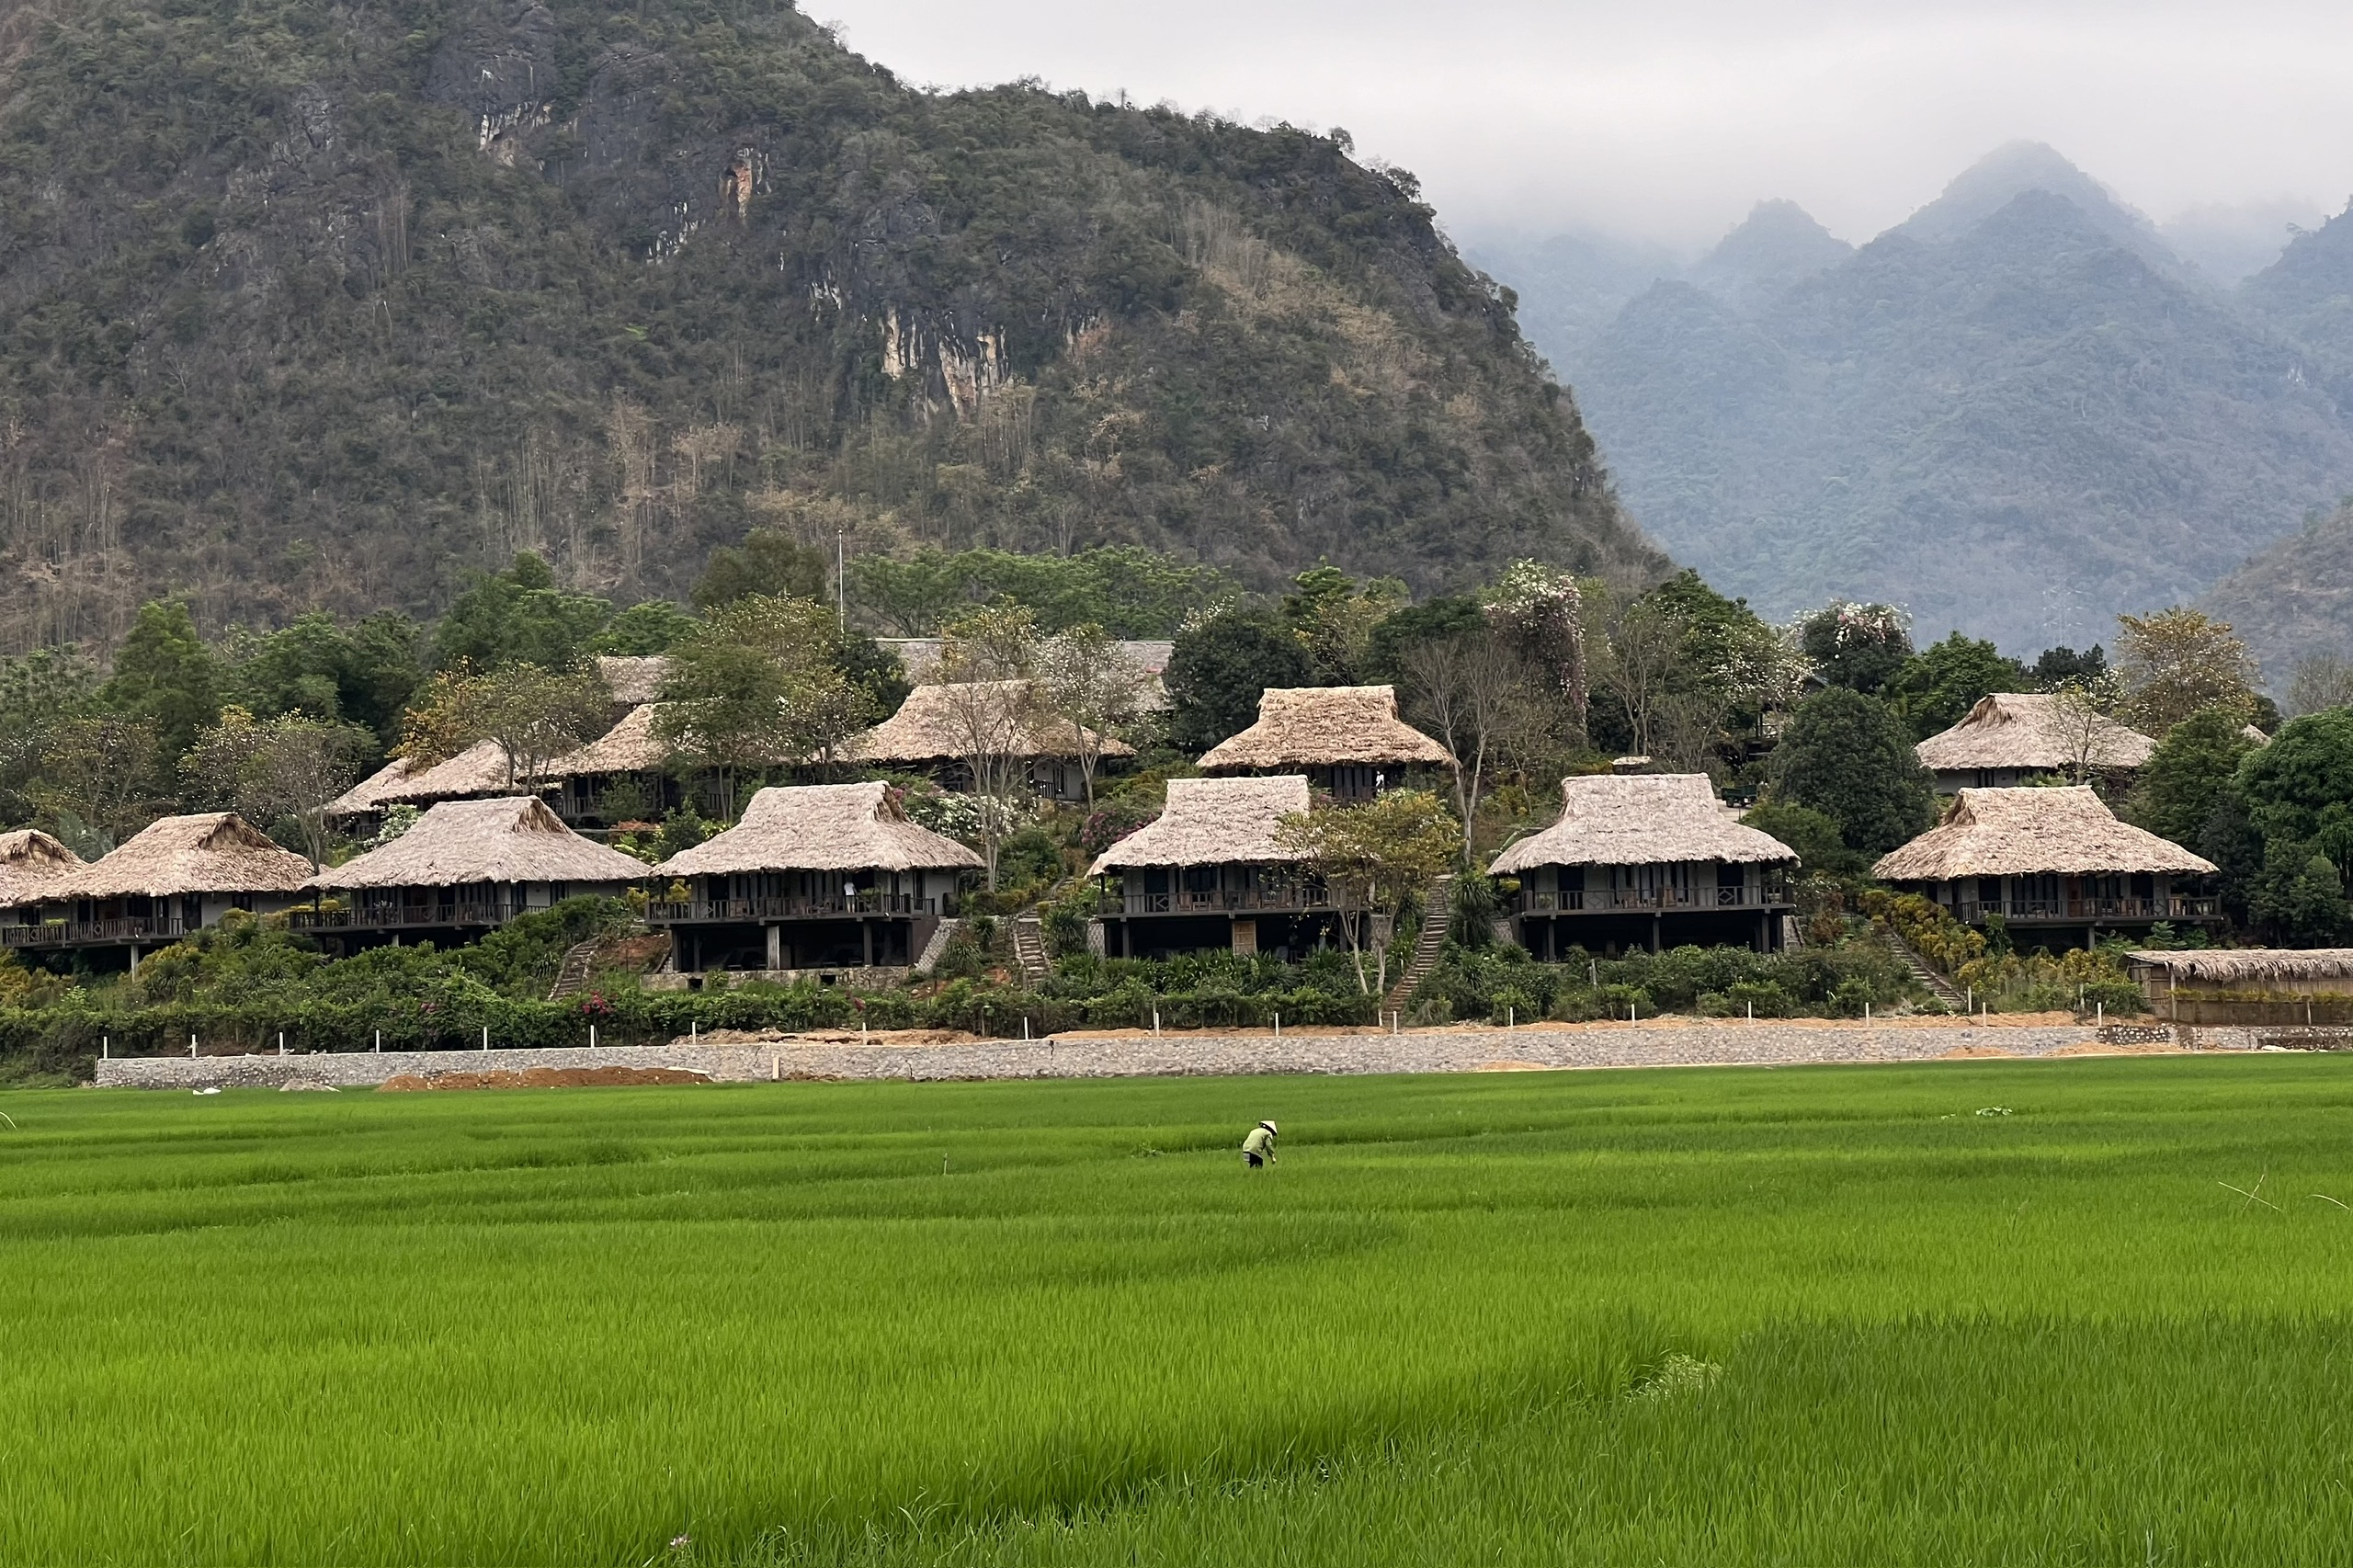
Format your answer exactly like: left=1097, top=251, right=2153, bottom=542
left=290, top=903, right=517, bottom=932
left=0, top=916, right=188, bottom=949
left=647, top=892, right=934, bottom=924
left=1947, top=896, right=2221, bottom=924
left=1510, top=884, right=1792, bottom=915
left=1098, top=886, right=1359, bottom=916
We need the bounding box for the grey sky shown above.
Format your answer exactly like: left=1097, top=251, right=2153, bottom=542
left=820, top=0, right=2353, bottom=252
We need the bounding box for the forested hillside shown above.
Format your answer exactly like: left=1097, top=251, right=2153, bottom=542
left=1492, top=144, right=2353, bottom=655
left=0, top=0, right=1662, bottom=653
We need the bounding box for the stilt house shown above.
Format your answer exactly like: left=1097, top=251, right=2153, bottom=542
left=1915, top=693, right=2155, bottom=792
left=1087, top=775, right=1347, bottom=960
left=847, top=681, right=1132, bottom=801
left=17, top=813, right=313, bottom=965
left=1196, top=686, right=1454, bottom=801
left=0, top=830, right=85, bottom=936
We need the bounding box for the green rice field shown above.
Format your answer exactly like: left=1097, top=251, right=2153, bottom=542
left=6, top=1056, right=2353, bottom=1564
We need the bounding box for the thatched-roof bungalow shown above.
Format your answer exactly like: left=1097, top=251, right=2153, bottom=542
left=1489, top=775, right=1799, bottom=956
left=297, top=797, right=649, bottom=950
left=1196, top=686, right=1454, bottom=801
left=881, top=639, right=1176, bottom=711
left=326, top=739, right=519, bottom=830
left=1873, top=787, right=2219, bottom=947
left=1915, top=693, right=2156, bottom=792
left=596, top=653, right=672, bottom=709
left=2125, top=949, right=2353, bottom=1025
left=539, top=704, right=692, bottom=826
left=0, top=830, right=84, bottom=927
left=1086, top=776, right=1349, bottom=960
left=847, top=681, right=1134, bottom=801
left=7, top=813, right=313, bottom=963
left=649, top=782, right=980, bottom=977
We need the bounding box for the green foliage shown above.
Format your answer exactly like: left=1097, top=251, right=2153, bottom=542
left=1363, top=595, right=1486, bottom=683
left=2234, top=708, right=2353, bottom=870
left=1164, top=608, right=1316, bottom=753
left=849, top=547, right=1233, bottom=638
left=592, top=601, right=699, bottom=655
left=98, top=599, right=221, bottom=765
left=1280, top=566, right=1407, bottom=684
left=1883, top=632, right=2029, bottom=739
left=1413, top=939, right=1914, bottom=1023
left=224, top=610, right=423, bottom=748
left=1795, top=602, right=1914, bottom=695
left=2248, top=842, right=2351, bottom=947
left=430, top=555, right=612, bottom=673
left=1740, top=801, right=1862, bottom=877
left=1769, top=687, right=1937, bottom=858
left=2126, top=704, right=2257, bottom=847
left=2033, top=644, right=2107, bottom=687
left=696, top=533, right=832, bottom=611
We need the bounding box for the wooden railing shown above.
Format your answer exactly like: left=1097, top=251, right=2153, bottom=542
left=1099, top=887, right=1358, bottom=916
left=0, top=916, right=188, bottom=949
left=647, top=893, right=933, bottom=923
left=290, top=903, right=516, bottom=931
left=1948, top=897, right=2221, bottom=923
left=1510, top=885, right=1791, bottom=914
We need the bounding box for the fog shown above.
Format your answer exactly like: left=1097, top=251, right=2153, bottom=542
left=817, top=0, right=2352, bottom=254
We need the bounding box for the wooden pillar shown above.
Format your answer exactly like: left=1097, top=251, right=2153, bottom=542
left=862, top=921, right=874, bottom=967
left=766, top=924, right=782, bottom=971
left=1650, top=913, right=1662, bottom=954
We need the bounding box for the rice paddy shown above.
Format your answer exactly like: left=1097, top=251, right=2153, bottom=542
left=6, top=1055, right=2353, bottom=1564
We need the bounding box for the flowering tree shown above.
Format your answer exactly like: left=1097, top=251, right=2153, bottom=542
left=1275, top=790, right=1460, bottom=994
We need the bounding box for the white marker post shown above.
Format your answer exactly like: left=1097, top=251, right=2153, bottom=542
left=481, top=1026, right=489, bottom=1052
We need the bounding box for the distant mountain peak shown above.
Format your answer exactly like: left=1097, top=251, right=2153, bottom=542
left=1895, top=141, right=2188, bottom=280
left=1688, top=199, right=1853, bottom=314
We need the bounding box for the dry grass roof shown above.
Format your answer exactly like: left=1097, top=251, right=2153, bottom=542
left=310, top=796, right=651, bottom=891
left=1089, top=776, right=1312, bottom=873
left=2124, top=949, right=2353, bottom=983
left=1871, top=787, right=2215, bottom=881
left=654, top=782, right=983, bottom=877
left=1197, top=686, right=1456, bottom=771
left=847, top=681, right=1135, bottom=765
left=52, top=812, right=313, bottom=899
left=1489, top=774, right=1798, bottom=873
left=1915, top=693, right=2155, bottom=773
left=597, top=654, right=673, bottom=706
left=328, top=741, right=517, bottom=817
left=541, top=704, right=675, bottom=778
left=0, top=829, right=84, bottom=906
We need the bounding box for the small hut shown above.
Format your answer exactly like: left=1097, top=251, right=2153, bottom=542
left=1196, top=685, right=1454, bottom=801
left=29, top=813, right=312, bottom=963
left=2125, top=949, right=2353, bottom=1027
left=300, top=796, right=650, bottom=949
left=1872, top=787, right=2219, bottom=948
left=1488, top=774, right=1799, bottom=956
left=327, top=739, right=518, bottom=831
left=0, top=830, right=85, bottom=935
left=847, top=681, right=1134, bottom=801
left=649, top=782, right=980, bottom=977
left=1915, top=693, right=2155, bottom=792
left=540, top=704, right=686, bottom=826
left=1087, top=776, right=1346, bottom=960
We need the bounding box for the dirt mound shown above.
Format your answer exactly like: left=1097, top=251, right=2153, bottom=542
left=377, top=1066, right=710, bottom=1092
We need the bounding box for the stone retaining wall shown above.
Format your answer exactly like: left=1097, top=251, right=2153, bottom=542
left=85, top=1020, right=2194, bottom=1090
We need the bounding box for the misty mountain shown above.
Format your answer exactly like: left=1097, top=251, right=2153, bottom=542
left=1491, top=144, right=2353, bottom=652
left=0, top=0, right=1663, bottom=652
left=2202, top=500, right=2353, bottom=679
left=2164, top=199, right=2324, bottom=288
left=1686, top=200, right=1852, bottom=315
left=1461, top=229, right=1682, bottom=369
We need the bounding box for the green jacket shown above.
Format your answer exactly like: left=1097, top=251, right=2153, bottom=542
left=1242, top=1125, right=1277, bottom=1159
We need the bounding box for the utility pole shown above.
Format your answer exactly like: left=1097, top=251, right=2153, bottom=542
left=836, top=528, right=847, bottom=630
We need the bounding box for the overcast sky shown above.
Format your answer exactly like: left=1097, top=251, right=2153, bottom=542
left=819, top=0, right=2353, bottom=253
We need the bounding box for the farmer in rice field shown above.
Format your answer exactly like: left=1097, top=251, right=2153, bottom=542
left=1242, top=1120, right=1278, bottom=1169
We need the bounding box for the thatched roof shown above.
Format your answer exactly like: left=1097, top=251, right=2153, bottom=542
left=328, top=741, right=517, bottom=817
left=653, top=782, right=983, bottom=876
left=1489, top=774, right=1798, bottom=874
left=2125, top=949, right=2353, bottom=984
left=847, top=682, right=1135, bottom=765
left=51, top=813, right=313, bottom=899
left=1197, top=686, right=1455, bottom=771
left=1915, top=693, right=2155, bottom=773
left=541, top=704, right=675, bottom=778
left=1090, top=776, right=1311, bottom=872
left=310, top=796, right=651, bottom=891
left=597, top=654, right=673, bottom=706
left=0, top=829, right=84, bottom=906
left=1871, top=787, right=2216, bottom=881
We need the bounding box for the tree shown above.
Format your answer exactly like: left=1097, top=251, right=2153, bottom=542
left=100, top=599, right=222, bottom=765
left=179, top=709, right=375, bottom=870
left=2033, top=644, right=2107, bottom=687
left=1483, top=561, right=1590, bottom=738
left=1883, top=633, right=2030, bottom=740
left=847, top=546, right=1232, bottom=636
left=1281, top=566, right=1406, bottom=684
left=1796, top=601, right=1913, bottom=694
left=226, top=610, right=423, bottom=747
left=1400, top=628, right=1540, bottom=861
left=431, top=553, right=613, bottom=672
left=933, top=608, right=1054, bottom=889
left=1741, top=801, right=1862, bottom=877
left=1364, top=595, right=1485, bottom=683
left=692, top=531, right=830, bottom=610
left=594, top=600, right=700, bottom=654
left=2115, top=608, right=2257, bottom=733
left=2126, top=704, right=2257, bottom=847
left=1276, top=789, right=1459, bottom=994
left=1769, top=687, right=1936, bottom=858
left=1593, top=596, right=1686, bottom=760
left=937, top=604, right=1041, bottom=681
left=0, top=650, right=99, bottom=827
left=1034, top=623, right=1150, bottom=806
left=2235, top=708, right=2353, bottom=881
left=32, top=714, right=167, bottom=855
left=1165, top=608, right=1315, bottom=754
left=2249, top=842, right=2350, bottom=947
left=401, top=663, right=609, bottom=792
left=2044, top=673, right=2136, bottom=785
left=2284, top=654, right=2353, bottom=719
left=657, top=596, right=874, bottom=818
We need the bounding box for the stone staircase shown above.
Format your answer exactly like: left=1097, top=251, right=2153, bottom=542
left=548, top=939, right=600, bottom=1002
left=1878, top=926, right=1968, bottom=1011
left=1382, top=873, right=1457, bottom=1010
left=1009, top=913, right=1051, bottom=985
left=912, top=917, right=961, bottom=977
